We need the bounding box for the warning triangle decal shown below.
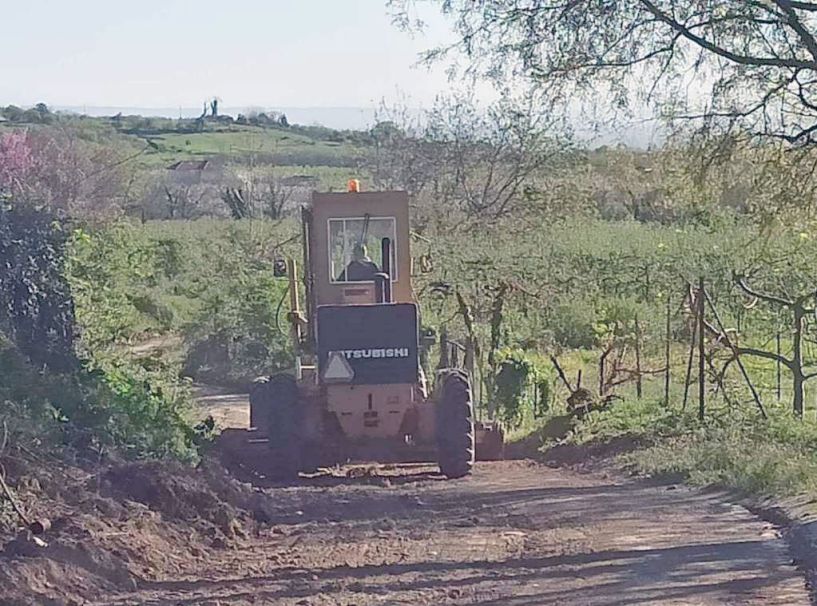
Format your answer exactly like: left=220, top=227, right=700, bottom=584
left=323, top=352, right=355, bottom=382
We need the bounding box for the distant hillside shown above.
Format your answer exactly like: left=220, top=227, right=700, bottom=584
left=54, top=106, right=379, bottom=131
left=51, top=105, right=660, bottom=148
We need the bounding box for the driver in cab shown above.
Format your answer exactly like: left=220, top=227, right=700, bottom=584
left=338, top=243, right=379, bottom=282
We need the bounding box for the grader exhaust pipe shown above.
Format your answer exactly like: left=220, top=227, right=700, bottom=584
left=374, top=237, right=393, bottom=304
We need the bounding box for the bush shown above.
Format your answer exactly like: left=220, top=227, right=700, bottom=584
left=492, top=349, right=553, bottom=429
left=0, top=200, right=76, bottom=371
left=0, top=335, right=197, bottom=461
left=0, top=203, right=199, bottom=461
left=86, top=354, right=197, bottom=460
left=182, top=272, right=292, bottom=385
left=547, top=302, right=597, bottom=349
left=67, top=219, right=300, bottom=386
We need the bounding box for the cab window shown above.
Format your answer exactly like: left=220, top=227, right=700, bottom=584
left=329, top=217, right=397, bottom=283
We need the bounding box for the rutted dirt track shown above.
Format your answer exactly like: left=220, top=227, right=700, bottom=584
left=98, top=460, right=810, bottom=605
left=85, top=387, right=809, bottom=606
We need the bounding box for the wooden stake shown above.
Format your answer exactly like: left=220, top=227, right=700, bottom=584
left=635, top=314, right=643, bottom=399
left=776, top=322, right=782, bottom=403
left=698, top=277, right=706, bottom=422
left=664, top=293, right=672, bottom=407
left=682, top=312, right=698, bottom=411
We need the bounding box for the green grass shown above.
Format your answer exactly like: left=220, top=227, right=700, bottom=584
left=136, top=126, right=365, bottom=168
left=558, top=394, right=817, bottom=499
left=629, top=419, right=817, bottom=497
left=1, top=116, right=368, bottom=174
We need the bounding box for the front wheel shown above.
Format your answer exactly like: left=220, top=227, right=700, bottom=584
left=435, top=371, right=475, bottom=479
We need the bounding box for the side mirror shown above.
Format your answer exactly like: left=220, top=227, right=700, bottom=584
left=273, top=258, right=287, bottom=278
left=420, top=327, right=437, bottom=349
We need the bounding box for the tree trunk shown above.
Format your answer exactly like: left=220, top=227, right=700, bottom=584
left=793, top=369, right=805, bottom=419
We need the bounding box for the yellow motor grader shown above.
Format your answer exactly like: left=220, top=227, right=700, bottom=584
left=219, top=185, right=503, bottom=479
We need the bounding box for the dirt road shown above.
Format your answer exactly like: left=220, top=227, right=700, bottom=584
left=98, top=462, right=808, bottom=604
left=98, top=388, right=810, bottom=605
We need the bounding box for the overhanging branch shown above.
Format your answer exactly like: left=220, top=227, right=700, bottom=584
left=639, top=0, right=817, bottom=70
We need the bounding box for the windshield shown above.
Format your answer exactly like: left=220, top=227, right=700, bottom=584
left=329, top=216, right=397, bottom=283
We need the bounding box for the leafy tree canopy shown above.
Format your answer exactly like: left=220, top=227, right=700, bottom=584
left=392, top=1, right=817, bottom=144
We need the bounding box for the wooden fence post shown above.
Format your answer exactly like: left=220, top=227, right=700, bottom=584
left=664, top=294, right=671, bottom=407
left=776, top=319, right=782, bottom=403
left=635, top=314, right=643, bottom=399
left=682, top=310, right=698, bottom=411
left=698, top=277, right=706, bottom=422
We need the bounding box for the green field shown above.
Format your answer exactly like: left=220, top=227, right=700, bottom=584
left=141, top=126, right=364, bottom=166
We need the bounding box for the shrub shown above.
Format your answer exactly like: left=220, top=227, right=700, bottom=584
left=0, top=199, right=76, bottom=371
left=67, top=219, right=300, bottom=386
left=493, top=349, right=553, bottom=428
left=0, top=203, right=199, bottom=461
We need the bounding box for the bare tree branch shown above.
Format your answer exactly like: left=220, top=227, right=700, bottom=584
left=735, top=273, right=795, bottom=307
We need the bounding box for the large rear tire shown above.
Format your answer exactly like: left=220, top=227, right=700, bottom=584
left=254, top=374, right=302, bottom=480
left=249, top=378, right=270, bottom=433
left=436, top=371, right=475, bottom=479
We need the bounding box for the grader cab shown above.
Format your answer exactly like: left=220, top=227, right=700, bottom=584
left=224, top=187, right=503, bottom=479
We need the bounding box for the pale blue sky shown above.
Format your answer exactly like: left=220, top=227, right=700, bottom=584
left=0, top=0, right=456, bottom=110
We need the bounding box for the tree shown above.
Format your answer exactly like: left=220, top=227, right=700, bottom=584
left=0, top=132, right=35, bottom=192
left=430, top=92, right=568, bottom=217
left=159, top=182, right=213, bottom=219
left=2, top=105, right=24, bottom=122
left=370, top=91, right=569, bottom=220
left=220, top=187, right=252, bottom=219
left=730, top=274, right=817, bottom=418
left=33, top=103, right=51, bottom=121
left=701, top=231, right=817, bottom=418
left=392, top=1, right=817, bottom=145
left=254, top=176, right=296, bottom=219
left=368, top=113, right=439, bottom=198
left=0, top=129, right=139, bottom=219
left=223, top=166, right=303, bottom=220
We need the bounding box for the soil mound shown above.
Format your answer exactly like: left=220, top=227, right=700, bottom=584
left=0, top=453, right=270, bottom=606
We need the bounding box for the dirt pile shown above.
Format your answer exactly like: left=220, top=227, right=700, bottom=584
left=0, top=452, right=272, bottom=606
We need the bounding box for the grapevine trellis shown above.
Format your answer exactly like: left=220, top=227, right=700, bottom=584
left=428, top=272, right=817, bottom=429
left=414, top=217, right=817, bottom=429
